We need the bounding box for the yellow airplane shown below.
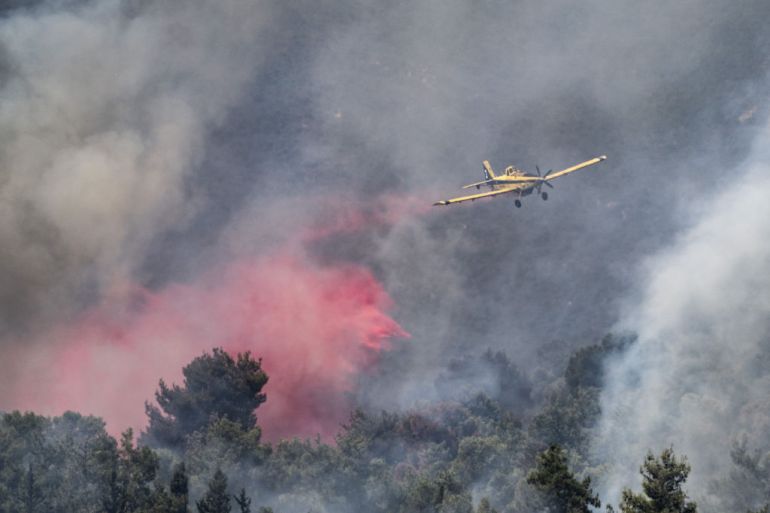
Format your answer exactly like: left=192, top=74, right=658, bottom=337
left=433, top=155, right=607, bottom=207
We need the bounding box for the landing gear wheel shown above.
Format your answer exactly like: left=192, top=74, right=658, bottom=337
left=541, top=192, right=548, bottom=201
left=514, top=199, right=522, bottom=208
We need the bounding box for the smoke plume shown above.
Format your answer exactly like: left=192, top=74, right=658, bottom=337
left=593, top=116, right=770, bottom=511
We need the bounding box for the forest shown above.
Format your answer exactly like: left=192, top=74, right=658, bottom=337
left=2, top=334, right=766, bottom=513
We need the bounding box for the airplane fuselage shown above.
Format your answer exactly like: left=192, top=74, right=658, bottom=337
left=479, top=175, right=540, bottom=197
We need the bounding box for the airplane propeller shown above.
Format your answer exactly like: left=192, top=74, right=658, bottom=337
left=535, top=166, right=554, bottom=194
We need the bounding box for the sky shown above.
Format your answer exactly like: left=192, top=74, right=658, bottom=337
left=0, top=0, right=769, bottom=502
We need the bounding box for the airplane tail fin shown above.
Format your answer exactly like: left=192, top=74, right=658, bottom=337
left=482, top=160, right=496, bottom=180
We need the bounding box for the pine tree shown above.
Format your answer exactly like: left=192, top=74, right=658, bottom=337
left=102, top=429, right=159, bottom=513
left=233, top=489, right=251, bottom=513
left=144, top=349, right=268, bottom=448
left=620, top=448, right=697, bottom=513
left=144, top=488, right=176, bottom=513
left=22, top=466, right=45, bottom=513
left=169, top=462, right=189, bottom=513
left=527, top=445, right=601, bottom=513
left=196, top=469, right=231, bottom=513
left=476, top=497, right=499, bottom=513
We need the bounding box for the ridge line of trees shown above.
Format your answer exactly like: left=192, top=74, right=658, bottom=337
left=1, top=334, right=764, bottom=513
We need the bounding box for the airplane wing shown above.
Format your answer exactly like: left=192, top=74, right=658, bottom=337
left=462, top=180, right=496, bottom=189
left=433, top=187, right=518, bottom=206
left=543, top=155, right=607, bottom=182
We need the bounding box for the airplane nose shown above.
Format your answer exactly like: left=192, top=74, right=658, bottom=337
left=599, top=155, right=608, bottom=161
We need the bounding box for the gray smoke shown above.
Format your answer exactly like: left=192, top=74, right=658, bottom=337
left=0, top=0, right=270, bottom=392
left=1, top=0, right=770, bottom=465
left=593, top=115, right=770, bottom=511
left=299, top=0, right=770, bottom=411
left=0, top=0, right=268, bottom=329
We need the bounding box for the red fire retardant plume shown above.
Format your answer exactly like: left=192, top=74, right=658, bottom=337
left=7, top=253, right=408, bottom=441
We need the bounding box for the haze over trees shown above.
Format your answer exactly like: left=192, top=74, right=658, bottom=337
left=2, top=334, right=753, bottom=513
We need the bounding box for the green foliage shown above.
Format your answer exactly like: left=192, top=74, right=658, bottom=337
left=528, top=335, right=632, bottom=457
left=451, top=435, right=508, bottom=483
left=21, top=465, right=45, bottom=513
left=185, top=417, right=269, bottom=479
left=475, top=498, right=498, bottom=513
left=144, top=348, right=268, bottom=448
left=261, top=436, right=358, bottom=511
left=711, top=438, right=770, bottom=512
left=196, top=469, right=231, bottom=513
left=103, top=429, right=161, bottom=513
left=398, top=470, right=472, bottom=513
left=564, top=334, right=634, bottom=390
left=336, top=407, right=456, bottom=469
left=529, top=387, right=600, bottom=455
left=168, top=462, right=190, bottom=513
left=144, top=487, right=187, bottom=513
left=0, top=333, right=664, bottom=513
left=619, top=448, right=696, bottom=513
left=234, top=488, right=251, bottom=513
left=0, top=411, right=118, bottom=513
left=527, top=445, right=601, bottom=513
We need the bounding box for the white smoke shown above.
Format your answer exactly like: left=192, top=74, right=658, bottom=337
left=594, top=114, right=770, bottom=511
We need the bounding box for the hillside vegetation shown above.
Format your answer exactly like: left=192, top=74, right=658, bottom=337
left=0, top=334, right=760, bottom=513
